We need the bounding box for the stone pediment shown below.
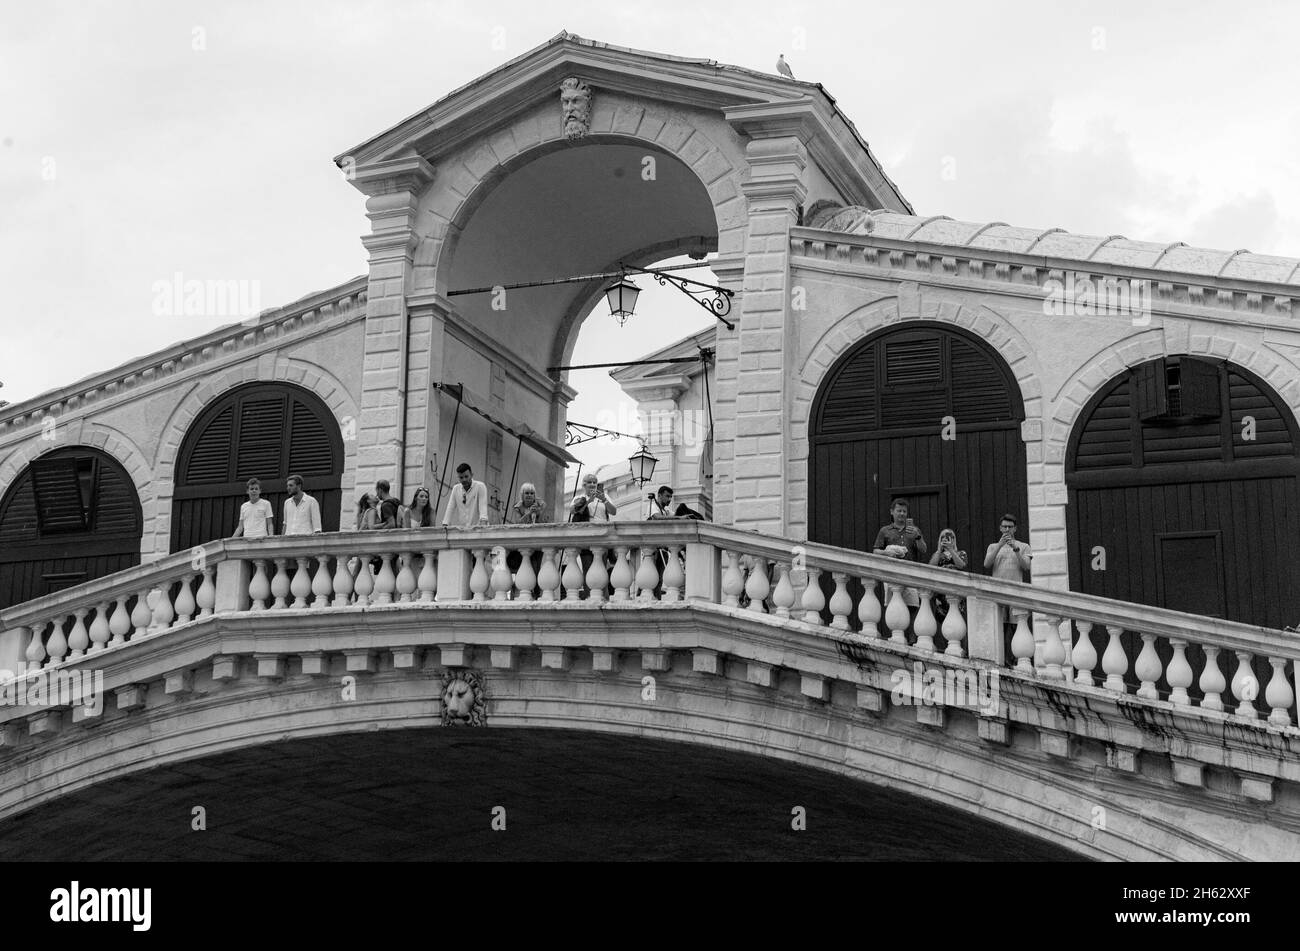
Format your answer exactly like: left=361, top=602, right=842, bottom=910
left=335, top=31, right=910, bottom=214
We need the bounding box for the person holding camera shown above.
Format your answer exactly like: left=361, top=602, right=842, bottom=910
left=570, top=472, right=616, bottom=522
left=984, top=513, right=1033, bottom=641
left=928, top=528, right=968, bottom=622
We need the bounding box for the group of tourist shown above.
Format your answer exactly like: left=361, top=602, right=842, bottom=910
left=228, top=464, right=703, bottom=539
left=872, top=496, right=1031, bottom=625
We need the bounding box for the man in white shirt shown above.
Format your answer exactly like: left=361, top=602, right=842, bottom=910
left=282, top=473, right=322, bottom=535
left=232, top=477, right=274, bottom=538
left=442, top=463, right=489, bottom=528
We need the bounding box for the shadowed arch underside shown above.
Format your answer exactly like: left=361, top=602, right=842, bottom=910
left=0, top=728, right=1078, bottom=861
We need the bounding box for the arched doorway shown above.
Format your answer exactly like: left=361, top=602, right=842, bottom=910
left=809, top=323, right=1028, bottom=557
left=170, top=383, right=343, bottom=551
left=1066, top=357, right=1300, bottom=628
left=0, top=446, right=142, bottom=610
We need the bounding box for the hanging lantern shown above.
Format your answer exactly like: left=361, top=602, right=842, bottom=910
left=604, top=278, right=641, bottom=325
left=628, top=444, right=658, bottom=486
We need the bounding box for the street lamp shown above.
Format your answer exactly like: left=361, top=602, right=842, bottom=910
left=628, top=443, right=658, bottom=487
left=603, top=278, right=641, bottom=326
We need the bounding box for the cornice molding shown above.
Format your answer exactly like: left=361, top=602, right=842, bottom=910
left=789, top=228, right=1300, bottom=326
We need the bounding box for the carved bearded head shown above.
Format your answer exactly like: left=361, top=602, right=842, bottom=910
left=441, top=670, right=487, bottom=726
left=560, top=77, right=593, bottom=140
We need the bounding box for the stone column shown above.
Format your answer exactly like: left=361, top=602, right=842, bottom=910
left=716, top=116, right=808, bottom=534
left=348, top=153, right=435, bottom=500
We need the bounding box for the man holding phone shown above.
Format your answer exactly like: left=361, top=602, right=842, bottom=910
left=985, top=513, right=1033, bottom=643
left=872, top=497, right=927, bottom=610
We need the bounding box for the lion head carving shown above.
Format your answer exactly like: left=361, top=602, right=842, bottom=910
left=441, top=670, right=487, bottom=726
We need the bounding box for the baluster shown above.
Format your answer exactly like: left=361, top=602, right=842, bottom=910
left=1166, top=639, right=1194, bottom=706
left=131, top=589, right=152, bottom=638
left=1265, top=657, right=1294, bottom=727
left=418, top=550, right=437, bottom=602
left=108, top=596, right=131, bottom=646
left=196, top=567, right=216, bottom=617
left=585, top=547, right=609, bottom=604
left=610, top=547, right=633, bottom=602
left=827, top=572, right=852, bottom=630
left=332, top=556, right=355, bottom=607
left=771, top=563, right=795, bottom=618
left=491, top=548, right=514, bottom=601
left=1199, top=646, right=1226, bottom=711
left=67, top=608, right=90, bottom=659
left=25, top=623, right=46, bottom=668
left=514, top=548, right=537, bottom=602
left=1010, top=612, right=1035, bottom=674
left=396, top=553, right=418, bottom=603
left=312, top=555, right=335, bottom=608
left=375, top=553, right=398, bottom=604
left=270, top=558, right=290, bottom=609
left=1071, top=620, right=1097, bottom=686
left=468, top=549, right=489, bottom=603
left=354, top=557, right=375, bottom=606
left=744, top=556, right=770, bottom=612
left=174, top=573, right=197, bottom=623
left=1101, top=625, right=1128, bottom=692
left=1040, top=614, right=1065, bottom=680
left=1231, top=651, right=1258, bottom=719
left=856, top=576, right=880, bottom=637
left=663, top=545, right=685, bottom=602
left=1133, top=633, right=1161, bottom=699
left=291, top=557, right=313, bottom=609
left=913, top=592, right=938, bottom=653
left=250, top=560, right=271, bottom=610
left=884, top=585, right=910, bottom=644
left=941, top=594, right=966, bottom=657
left=801, top=567, right=825, bottom=625
left=89, top=601, right=111, bottom=653
left=636, top=547, right=660, bottom=602
left=721, top=550, right=744, bottom=607
left=538, top=548, right=560, bottom=602
left=46, top=617, right=68, bottom=664
left=149, top=583, right=176, bottom=632
left=562, top=549, right=585, bottom=602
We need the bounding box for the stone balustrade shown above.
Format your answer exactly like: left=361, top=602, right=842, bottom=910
left=2, top=521, right=1296, bottom=728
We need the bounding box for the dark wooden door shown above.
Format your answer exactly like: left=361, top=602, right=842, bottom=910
left=810, top=324, right=1028, bottom=560
left=170, top=383, right=343, bottom=552
left=1067, top=359, right=1300, bottom=629
left=0, top=448, right=142, bottom=610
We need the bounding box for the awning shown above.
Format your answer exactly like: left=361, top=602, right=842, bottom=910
left=435, top=382, right=580, bottom=467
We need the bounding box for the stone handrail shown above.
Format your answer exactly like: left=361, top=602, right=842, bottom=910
left=2, top=520, right=1295, bottom=726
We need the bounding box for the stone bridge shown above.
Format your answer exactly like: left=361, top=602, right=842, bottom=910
left=0, top=522, right=1296, bottom=860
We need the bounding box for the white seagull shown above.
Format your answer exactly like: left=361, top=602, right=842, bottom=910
left=776, top=54, right=795, bottom=79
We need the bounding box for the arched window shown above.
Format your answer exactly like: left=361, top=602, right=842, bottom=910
left=0, top=447, right=142, bottom=609
left=171, top=383, right=344, bottom=551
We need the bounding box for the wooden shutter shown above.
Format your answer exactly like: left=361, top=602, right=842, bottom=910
left=1134, top=359, right=1167, bottom=422
left=235, top=394, right=287, bottom=480
left=818, top=347, right=877, bottom=434
left=1179, top=358, right=1221, bottom=418
left=951, top=337, right=1012, bottom=422
left=31, top=459, right=87, bottom=532
left=884, top=337, right=942, bottom=386
left=287, top=398, right=336, bottom=475
left=184, top=404, right=234, bottom=483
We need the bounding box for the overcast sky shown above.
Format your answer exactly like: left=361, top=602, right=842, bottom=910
left=3, top=0, right=1297, bottom=474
